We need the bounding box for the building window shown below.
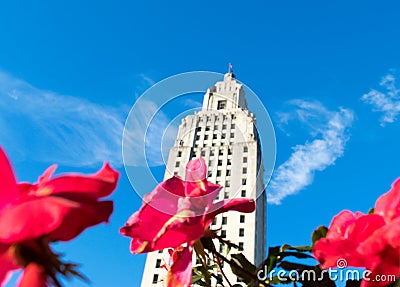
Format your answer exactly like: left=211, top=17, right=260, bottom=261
left=243, top=146, right=248, bottom=152
left=178, top=151, right=182, bottom=157
left=174, top=172, right=178, bottom=176
left=213, top=134, right=217, bottom=140
left=155, top=259, right=161, bottom=268
left=217, top=170, right=222, bottom=177
left=242, top=167, right=247, bottom=174
left=201, top=150, right=205, bottom=156
left=221, top=133, right=226, bottom=139
left=232, top=123, right=236, bottom=129
left=241, top=190, right=246, bottom=197
left=222, top=124, right=227, bottom=129
left=204, top=135, right=209, bottom=140
left=226, top=170, right=231, bottom=176
left=218, top=160, right=222, bottom=166
left=239, top=228, right=244, bottom=237
left=197, top=127, right=202, bottom=131
left=219, top=150, right=223, bottom=156
left=219, top=244, right=224, bottom=253
left=221, top=230, right=226, bottom=238
left=243, top=157, right=247, bottom=163
left=238, top=242, right=244, bottom=251
left=227, top=159, right=232, bottom=165
left=214, top=125, right=218, bottom=130
left=228, top=148, right=232, bottom=155
left=210, top=150, right=214, bottom=156
left=212, top=218, right=217, bottom=225
left=242, top=179, right=247, bottom=185
left=240, top=215, right=245, bottom=223
left=217, top=100, right=227, bottom=110
left=196, top=135, right=200, bottom=140
left=230, top=132, right=235, bottom=138
left=175, top=162, right=180, bottom=167
left=158, top=250, right=163, bottom=254
left=226, top=181, right=230, bottom=187
left=206, top=126, right=210, bottom=131
left=222, top=216, right=227, bottom=225
left=152, top=274, right=159, bottom=284
left=224, top=191, right=229, bottom=199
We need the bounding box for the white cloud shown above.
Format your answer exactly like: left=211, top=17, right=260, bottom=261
left=361, top=73, right=400, bottom=125
left=267, top=100, right=354, bottom=204
left=0, top=70, right=170, bottom=168
left=122, top=99, right=178, bottom=167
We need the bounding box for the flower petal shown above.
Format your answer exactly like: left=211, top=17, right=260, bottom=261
left=313, top=238, right=362, bottom=269
left=18, top=263, right=47, bottom=287
left=48, top=200, right=113, bottom=242
left=185, top=158, right=207, bottom=183
left=0, top=197, right=112, bottom=243
left=325, top=210, right=359, bottom=240
left=37, top=163, right=119, bottom=199
left=205, top=198, right=256, bottom=225
left=165, top=245, right=193, bottom=287
left=0, top=244, right=18, bottom=287
left=375, top=178, right=400, bottom=223
left=360, top=250, right=400, bottom=287
left=0, top=147, right=18, bottom=210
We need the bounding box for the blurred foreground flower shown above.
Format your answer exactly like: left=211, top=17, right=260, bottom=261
left=313, top=178, right=400, bottom=287
left=0, top=147, right=119, bottom=287
left=120, top=158, right=255, bottom=287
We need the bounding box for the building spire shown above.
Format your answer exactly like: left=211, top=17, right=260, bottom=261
left=228, top=62, right=233, bottom=73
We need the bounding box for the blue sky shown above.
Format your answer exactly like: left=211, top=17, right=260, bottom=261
left=1, top=0, right=400, bottom=286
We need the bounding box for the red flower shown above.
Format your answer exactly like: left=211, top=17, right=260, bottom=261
left=120, top=158, right=256, bottom=286
left=0, top=147, right=119, bottom=286
left=163, top=246, right=193, bottom=287
left=313, top=178, right=400, bottom=287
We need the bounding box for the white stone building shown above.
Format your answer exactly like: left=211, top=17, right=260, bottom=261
left=140, top=72, right=266, bottom=287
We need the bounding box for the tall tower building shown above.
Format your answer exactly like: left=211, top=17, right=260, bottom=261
left=140, top=71, right=266, bottom=286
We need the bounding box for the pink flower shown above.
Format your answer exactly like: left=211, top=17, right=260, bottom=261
left=120, top=158, right=256, bottom=286
left=0, top=147, right=119, bottom=286
left=313, top=178, right=400, bottom=287
left=163, top=246, right=193, bottom=287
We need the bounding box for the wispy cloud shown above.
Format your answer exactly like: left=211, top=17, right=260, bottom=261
left=267, top=100, right=354, bottom=204
left=123, top=99, right=178, bottom=167
left=0, top=70, right=171, bottom=168
left=361, top=73, right=400, bottom=126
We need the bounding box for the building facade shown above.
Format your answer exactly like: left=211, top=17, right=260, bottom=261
left=140, top=72, right=266, bottom=286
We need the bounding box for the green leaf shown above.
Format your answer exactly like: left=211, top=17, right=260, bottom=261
left=367, top=207, right=375, bottom=214
left=230, top=253, right=257, bottom=284
left=257, top=246, right=281, bottom=274
left=200, top=236, right=216, bottom=253
left=311, top=226, right=328, bottom=248
left=279, top=261, right=313, bottom=271
left=281, top=244, right=312, bottom=252
left=278, top=251, right=314, bottom=260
